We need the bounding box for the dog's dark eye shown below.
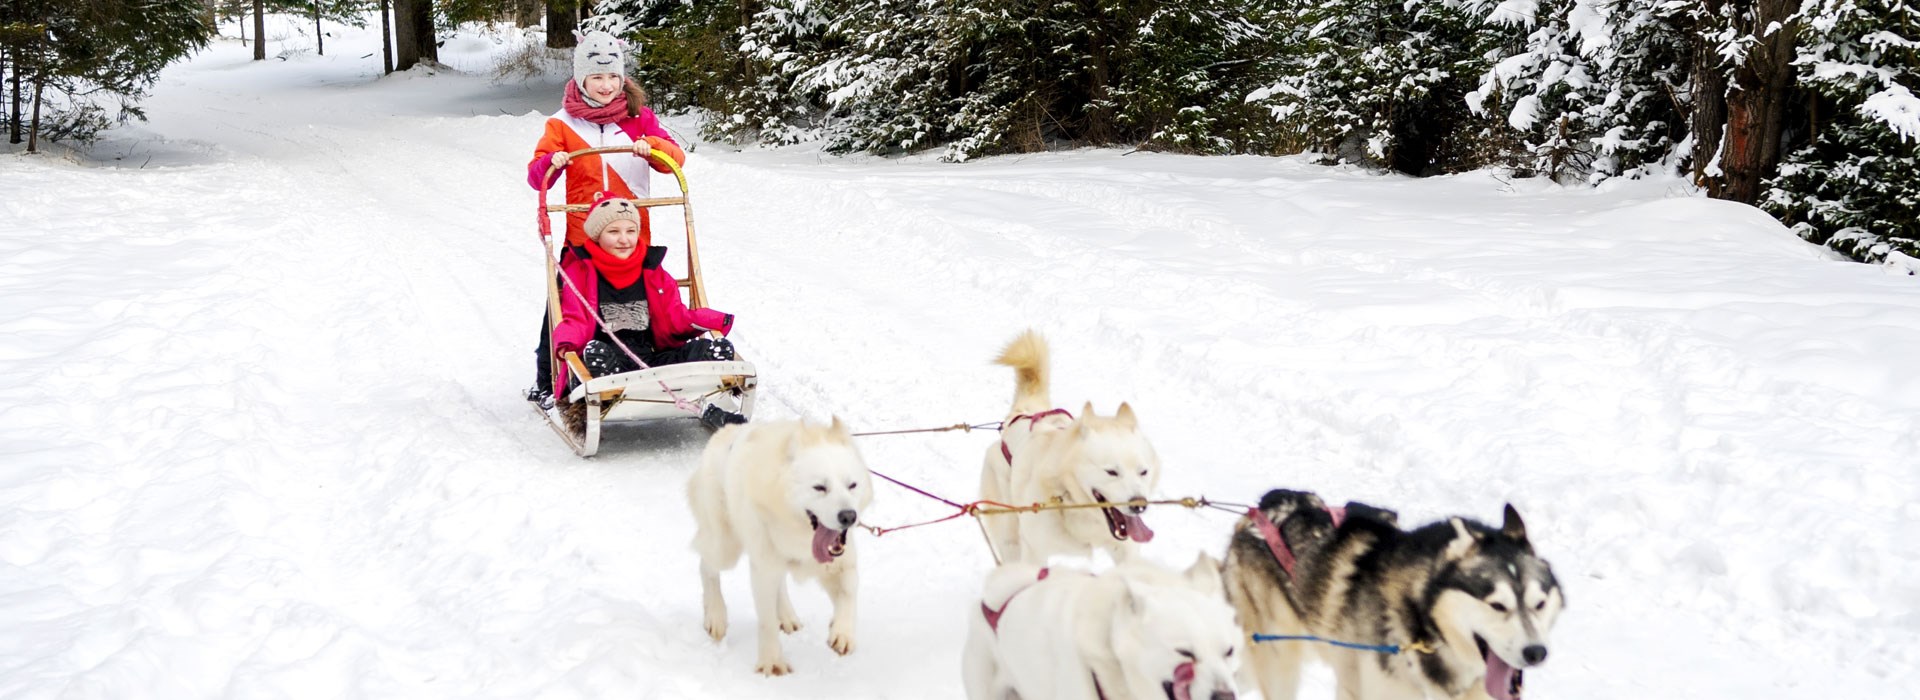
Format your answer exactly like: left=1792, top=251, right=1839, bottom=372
left=1534, top=601, right=1545, bottom=611
left=848, top=482, right=857, bottom=490
left=1224, top=647, right=1235, bottom=658
left=813, top=485, right=828, bottom=493
left=1176, top=649, right=1194, bottom=660
left=1105, top=469, right=1119, bottom=477
left=1138, top=468, right=1148, bottom=476
left=1490, top=602, right=1509, bottom=613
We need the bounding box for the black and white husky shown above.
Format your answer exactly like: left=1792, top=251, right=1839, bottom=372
left=1222, top=489, right=1564, bottom=700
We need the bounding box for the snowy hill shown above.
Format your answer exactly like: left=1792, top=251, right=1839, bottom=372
left=2, top=19, right=1916, bottom=699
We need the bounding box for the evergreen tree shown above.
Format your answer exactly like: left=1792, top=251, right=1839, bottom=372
left=1, top=0, right=214, bottom=147
left=1252, top=0, right=1515, bottom=174
left=1467, top=0, right=1691, bottom=182
left=610, top=0, right=1281, bottom=159
left=1764, top=0, right=1920, bottom=270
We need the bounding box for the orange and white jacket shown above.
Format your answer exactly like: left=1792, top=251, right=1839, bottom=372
left=527, top=106, right=687, bottom=246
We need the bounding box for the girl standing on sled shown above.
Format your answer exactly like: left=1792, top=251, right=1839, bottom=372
left=525, top=30, right=688, bottom=406
left=551, top=193, right=742, bottom=424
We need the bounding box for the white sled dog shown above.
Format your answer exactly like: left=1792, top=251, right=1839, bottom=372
left=962, top=554, right=1243, bottom=700
left=980, top=330, right=1162, bottom=563
left=688, top=418, right=873, bottom=676
left=1222, top=489, right=1564, bottom=700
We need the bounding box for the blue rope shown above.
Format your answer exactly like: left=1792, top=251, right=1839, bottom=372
left=1252, top=633, right=1404, bottom=655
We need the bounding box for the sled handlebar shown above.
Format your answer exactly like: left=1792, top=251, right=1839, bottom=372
left=545, top=145, right=688, bottom=196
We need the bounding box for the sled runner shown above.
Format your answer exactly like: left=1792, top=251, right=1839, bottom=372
left=535, top=145, right=758, bottom=457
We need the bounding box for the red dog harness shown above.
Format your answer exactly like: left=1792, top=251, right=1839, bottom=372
left=1249, top=505, right=1345, bottom=578
left=998, top=408, right=1074, bottom=464
left=982, top=566, right=1199, bottom=700
left=981, top=567, right=1194, bottom=700
left=981, top=567, right=1049, bottom=633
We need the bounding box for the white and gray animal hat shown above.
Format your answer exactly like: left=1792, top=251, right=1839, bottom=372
left=572, top=30, right=628, bottom=88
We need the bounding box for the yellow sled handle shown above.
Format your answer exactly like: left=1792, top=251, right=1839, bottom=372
left=543, top=145, right=688, bottom=198
left=538, top=143, right=714, bottom=309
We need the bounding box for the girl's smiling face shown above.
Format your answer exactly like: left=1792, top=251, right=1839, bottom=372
left=583, top=73, right=623, bottom=104
left=598, top=219, right=641, bottom=259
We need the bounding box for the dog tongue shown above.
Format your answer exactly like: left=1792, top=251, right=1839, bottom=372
left=1171, top=661, right=1195, bottom=700
left=811, top=526, right=839, bottom=563
left=1125, top=514, right=1154, bottom=543
left=1485, top=648, right=1518, bottom=700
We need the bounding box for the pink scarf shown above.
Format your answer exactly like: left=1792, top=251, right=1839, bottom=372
left=564, top=79, right=629, bottom=125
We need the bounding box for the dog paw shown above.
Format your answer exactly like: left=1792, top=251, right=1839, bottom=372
left=755, top=659, right=792, bottom=676
left=703, top=619, right=727, bottom=641
left=779, top=618, right=802, bottom=634
left=828, top=631, right=855, bottom=656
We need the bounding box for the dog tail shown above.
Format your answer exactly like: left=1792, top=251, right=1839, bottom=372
left=996, top=330, right=1051, bottom=412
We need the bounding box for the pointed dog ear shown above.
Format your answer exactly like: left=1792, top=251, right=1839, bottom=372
left=1184, top=552, right=1223, bottom=593
left=572, top=29, right=585, bottom=43
left=1077, top=401, right=1096, bottom=430
left=1445, top=517, right=1477, bottom=560
left=1501, top=504, right=1529, bottom=545
left=1122, top=577, right=1150, bottom=614
left=1114, top=402, right=1137, bottom=429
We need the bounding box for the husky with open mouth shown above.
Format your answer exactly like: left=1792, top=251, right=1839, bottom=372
left=688, top=417, right=873, bottom=676
left=1222, top=489, right=1564, bottom=700
left=979, top=330, right=1162, bottom=564
left=962, top=554, right=1243, bottom=700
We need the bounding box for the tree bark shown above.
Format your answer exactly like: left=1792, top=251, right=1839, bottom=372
left=9, top=50, right=21, bottom=144
left=515, top=0, right=541, bottom=28
left=1686, top=0, right=1728, bottom=187
left=394, top=0, right=437, bottom=71
left=314, top=2, right=323, bottom=55
left=200, top=0, right=218, bottom=36
left=252, top=0, right=265, bottom=60
left=547, top=0, right=577, bottom=49
left=1713, top=0, right=1799, bottom=204
left=1, top=47, right=10, bottom=144
left=26, top=74, right=42, bottom=153
left=380, top=0, right=394, bottom=74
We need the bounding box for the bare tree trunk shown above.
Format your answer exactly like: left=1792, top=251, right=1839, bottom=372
left=380, top=0, right=394, bottom=74
left=547, top=0, right=577, bottom=49
left=1688, top=36, right=1728, bottom=186
left=201, top=0, right=218, bottom=36
left=1, top=47, right=9, bottom=143
left=515, top=0, right=541, bottom=27
left=394, top=0, right=438, bottom=71
left=26, top=74, right=42, bottom=153
left=1714, top=0, right=1799, bottom=204
left=252, top=0, right=266, bottom=60
left=314, top=2, right=323, bottom=55
left=8, top=54, right=21, bottom=144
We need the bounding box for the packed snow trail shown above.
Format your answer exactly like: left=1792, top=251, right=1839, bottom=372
left=2, top=20, right=1917, bottom=699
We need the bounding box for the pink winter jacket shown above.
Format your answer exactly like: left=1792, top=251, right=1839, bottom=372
left=553, top=246, right=733, bottom=384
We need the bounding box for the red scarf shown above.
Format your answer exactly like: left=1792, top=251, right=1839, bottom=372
left=564, top=79, right=630, bottom=125
left=584, top=239, right=650, bottom=289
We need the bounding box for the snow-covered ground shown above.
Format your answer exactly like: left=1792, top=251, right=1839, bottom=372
left=3, top=17, right=1917, bottom=699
